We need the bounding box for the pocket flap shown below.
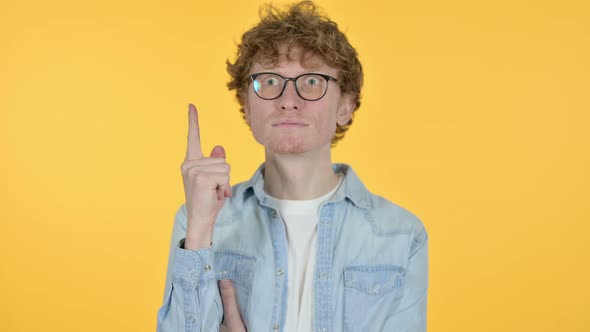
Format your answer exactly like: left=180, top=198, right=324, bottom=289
left=343, top=265, right=406, bottom=295
left=215, top=250, right=256, bottom=280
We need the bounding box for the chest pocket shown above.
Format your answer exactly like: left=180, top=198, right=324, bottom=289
left=343, top=265, right=406, bottom=331
left=214, top=250, right=257, bottom=326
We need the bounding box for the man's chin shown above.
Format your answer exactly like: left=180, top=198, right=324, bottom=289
left=267, top=137, right=308, bottom=154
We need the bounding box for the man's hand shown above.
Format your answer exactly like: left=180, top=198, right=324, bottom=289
left=181, top=104, right=232, bottom=249
left=220, top=280, right=247, bottom=332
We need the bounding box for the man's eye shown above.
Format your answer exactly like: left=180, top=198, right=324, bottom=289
left=305, top=77, right=319, bottom=85
left=265, top=78, right=278, bottom=85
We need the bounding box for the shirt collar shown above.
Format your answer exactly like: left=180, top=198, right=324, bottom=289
left=236, top=163, right=371, bottom=209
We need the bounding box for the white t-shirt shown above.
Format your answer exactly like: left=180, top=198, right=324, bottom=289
left=266, top=174, right=343, bottom=332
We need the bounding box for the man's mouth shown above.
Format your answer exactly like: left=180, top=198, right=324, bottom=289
left=272, top=120, right=308, bottom=127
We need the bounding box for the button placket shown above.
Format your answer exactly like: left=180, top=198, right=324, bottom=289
left=267, top=206, right=287, bottom=332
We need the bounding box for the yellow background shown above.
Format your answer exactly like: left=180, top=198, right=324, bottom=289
left=1, top=0, right=589, bottom=330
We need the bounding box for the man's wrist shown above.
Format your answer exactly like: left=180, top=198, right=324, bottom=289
left=184, top=225, right=214, bottom=250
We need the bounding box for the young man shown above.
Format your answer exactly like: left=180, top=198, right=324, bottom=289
left=157, top=2, right=428, bottom=331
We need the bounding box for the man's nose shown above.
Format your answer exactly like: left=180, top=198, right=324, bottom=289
left=279, top=80, right=302, bottom=110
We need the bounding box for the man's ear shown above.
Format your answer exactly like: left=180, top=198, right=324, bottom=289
left=241, top=93, right=251, bottom=126
left=337, top=93, right=355, bottom=126
left=243, top=105, right=251, bottom=126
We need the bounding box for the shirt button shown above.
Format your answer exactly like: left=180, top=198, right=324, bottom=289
left=270, top=210, right=278, bottom=219
left=276, top=269, right=284, bottom=276
left=319, top=272, right=327, bottom=279
left=204, top=264, right=211, bottom=271
left=273, top=324, right=280, bottom=330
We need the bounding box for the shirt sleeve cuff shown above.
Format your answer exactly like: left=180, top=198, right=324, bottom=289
left=172, top=238, right=216, bottom=289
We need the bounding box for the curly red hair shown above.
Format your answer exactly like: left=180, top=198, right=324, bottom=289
left=226, top=1, right=363, bottom=145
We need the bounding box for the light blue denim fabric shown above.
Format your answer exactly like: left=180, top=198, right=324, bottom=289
left=157, top=163, right=428, bottom=332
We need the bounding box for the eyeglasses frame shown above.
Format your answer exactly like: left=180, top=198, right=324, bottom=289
left=249, top=72, right=338, bottom=101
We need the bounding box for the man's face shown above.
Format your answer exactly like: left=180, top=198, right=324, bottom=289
left=243, top=46, right=354, bottom=155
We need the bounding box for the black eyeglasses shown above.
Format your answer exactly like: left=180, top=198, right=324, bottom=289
left=249, top=72, right=338, bottom=101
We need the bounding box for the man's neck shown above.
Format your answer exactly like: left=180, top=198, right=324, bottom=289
left=263, top=145, right=340, bottom=200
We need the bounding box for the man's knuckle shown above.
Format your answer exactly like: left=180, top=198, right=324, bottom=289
left=193, top=171, right=208, bottom=182
left=180, top=163, right=189, bottom=172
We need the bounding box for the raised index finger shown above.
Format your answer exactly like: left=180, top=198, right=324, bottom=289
left=185, top=104, right=204, bottom=160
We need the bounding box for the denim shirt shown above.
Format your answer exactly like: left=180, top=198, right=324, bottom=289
left=157, top=163, right=428, bottom=332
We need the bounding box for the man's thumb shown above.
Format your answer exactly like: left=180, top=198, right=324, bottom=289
left=210, top=145, right=226, bottom=158
left=210, top=145, right=230, bottom=200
